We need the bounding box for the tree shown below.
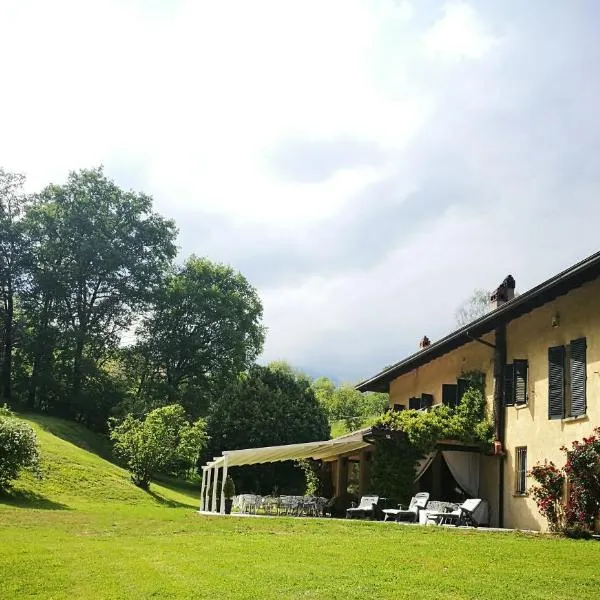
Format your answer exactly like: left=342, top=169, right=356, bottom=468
left=110, top=404, right=207, bottom=489
left=0, top=406, right=41, bottom=490
left=130, top=256, right=265, bottom=417
left=0, top=169, right=29, bottom=402
left=204, top=364, right=329, bottom=494
left=23, top=167, right=177, bottom=422
left=312, top=377, right=389, bottom=433
left=454, top=289, right=491, bottom=327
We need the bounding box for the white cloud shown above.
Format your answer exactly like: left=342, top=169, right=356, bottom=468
left=1, top=1, right=599, bottom=383
left=424, top=2, right=498, bottom=61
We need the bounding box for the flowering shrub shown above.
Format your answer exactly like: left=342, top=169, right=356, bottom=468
left=530, top=427, right=600, bottom=534
left=529, top=461, right=565, bottom=532
left=562, top=429, right=600, bottom=530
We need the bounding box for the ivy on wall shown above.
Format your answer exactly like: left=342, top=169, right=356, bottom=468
left=368, top=375, right=494, bottom=505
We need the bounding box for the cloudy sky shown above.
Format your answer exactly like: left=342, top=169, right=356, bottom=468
left=2, top=1, right=600, bottom=383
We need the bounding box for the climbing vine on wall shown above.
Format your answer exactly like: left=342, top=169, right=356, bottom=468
left=368, top=376, right=493, bottom=505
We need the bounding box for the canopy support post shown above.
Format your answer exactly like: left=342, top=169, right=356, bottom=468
left=220, top=456, right=229, bottom=514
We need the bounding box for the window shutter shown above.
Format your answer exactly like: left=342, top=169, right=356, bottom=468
left=514, top=360, right=528, bottom=405
left=570, top=337, right=587, bottom=417
left=456, top=378, right=469, bottom=405
left=442, top=384, right=458, bottom=408
left=504, top=364, right=514, bottom=406
left=408, top=397, right=420, bottom=410
left=548, top=346, right=565, bottom=420
left=421, top=393, right=434, bottom=409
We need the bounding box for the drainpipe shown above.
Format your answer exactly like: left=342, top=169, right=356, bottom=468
left=493, top=325, right=507, bottom=528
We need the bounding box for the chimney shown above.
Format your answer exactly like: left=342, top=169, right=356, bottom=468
left=490, top=275, right=516, bottom=309
left=419, top=335, right=431, bottom=349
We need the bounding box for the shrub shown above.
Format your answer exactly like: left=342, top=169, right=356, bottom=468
left=223, top=475, right=236, bottom=499
left=562, top=429, right=600, bottom=530
left=0, top=414, right=42, bottom=490
left=530, top=428, right=600, bottom=534
left=110, top=404, right=207, bottom=489
left=529, top=461, right=565, bottom=532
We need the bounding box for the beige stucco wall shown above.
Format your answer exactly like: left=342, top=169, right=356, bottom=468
left=503, top=277, right=600, bottom=531
left=388, top=333, right=496, bottom=409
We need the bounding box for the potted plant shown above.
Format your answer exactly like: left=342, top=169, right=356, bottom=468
left=223, top=475, right=236, bottom=514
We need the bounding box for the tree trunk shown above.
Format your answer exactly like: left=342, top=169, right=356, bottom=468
left=1, top=281, right=13, bottom=403
left=71, top=329, right=86, bottom=417
left=28, top=297, right=53, bottom=411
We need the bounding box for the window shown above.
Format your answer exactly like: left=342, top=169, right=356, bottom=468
left=515, top=447, right=527, bottom=495
left=548, top=338, right=587, bottom=419
left=442, top=384, right=458, bottom=408
left=442, top=378, right=472, bottom=408
left=503, top=360, right=528, bottom=406
left=392, top=404, right=405, bottom=412
left=409, top=394, right=434, bottom=410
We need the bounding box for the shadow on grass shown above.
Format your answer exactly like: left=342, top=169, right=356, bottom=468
left=26, top=412, right=115, bottom=462
left=0, top=489, right=70, bottom=510
left=146, top=488, right=196, bottom=509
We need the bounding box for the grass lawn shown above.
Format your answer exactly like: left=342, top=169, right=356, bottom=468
left=1, top=416, right=600, bottom=599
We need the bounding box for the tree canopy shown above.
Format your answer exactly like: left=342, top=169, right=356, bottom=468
left=204, top=363, right=329, bottom=494
left=128, top=256, right=265, bottom=418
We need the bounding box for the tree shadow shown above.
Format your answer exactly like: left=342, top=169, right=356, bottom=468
left=0, top=489, right=70, bottom=511
left=146, top=488, right=196, bottom=509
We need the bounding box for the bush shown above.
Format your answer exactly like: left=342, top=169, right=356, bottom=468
left=223, top=475, right=236, bottom=499
left=0, top=414, right=42, bottom=490
left=529, top=461, right=565, bottom=532
left=110, top=404, right=207, bottom=489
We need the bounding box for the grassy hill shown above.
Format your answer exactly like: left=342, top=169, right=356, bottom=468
left=2, top=414, right=600, bottom=599
left=1, top=413, right=199, bottom=511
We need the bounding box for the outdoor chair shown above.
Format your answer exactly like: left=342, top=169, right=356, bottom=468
left=382, top=492, right=430, bottom=523
left=346, top=495, right=380, bottom=520
left=426, top=498, right=488, bottom=527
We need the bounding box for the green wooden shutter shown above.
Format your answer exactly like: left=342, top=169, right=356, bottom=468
left=548, top=346, right=565, bottom=420
left=442, top=384, right=458, bottom=407
left=421, top=393, right=434, bottom=409
left=504, top=364, right=514, bottom=406
left=514, top=359, right=528, bottom=405
left=570, top=337, right=587, bottom=417
left=409, top=397, right=420, bottom=410
left=456, top=378, right=469, bottom=405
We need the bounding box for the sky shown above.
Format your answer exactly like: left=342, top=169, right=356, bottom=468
left=1, top=1, right=600, bottom=383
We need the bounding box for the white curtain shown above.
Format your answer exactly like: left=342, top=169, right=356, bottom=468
left=414, top=452, right=437, bottom=482
left=442, top=451, right=480, bottom=497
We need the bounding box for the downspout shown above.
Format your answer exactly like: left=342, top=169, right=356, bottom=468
left=493, top=325, right=507, bottom=528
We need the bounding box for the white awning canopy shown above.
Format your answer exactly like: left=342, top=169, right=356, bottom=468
left=203, top=428, right=371, bottom=469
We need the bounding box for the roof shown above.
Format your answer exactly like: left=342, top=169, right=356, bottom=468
left=203, top=428, right=371, bottom=469
left=357, top=249, right=600, bottom=393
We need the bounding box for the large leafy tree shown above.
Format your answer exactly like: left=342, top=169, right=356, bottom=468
left=0, top=169, right=29, bottom=403
left=129, top=256, right=265, bottom=417
left=204, top=363, right=330, bottom=494
left=23, top=167, right=177, bottom=423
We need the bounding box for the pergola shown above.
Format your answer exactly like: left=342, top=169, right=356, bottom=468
left=199, top=429, right=371, bottom=513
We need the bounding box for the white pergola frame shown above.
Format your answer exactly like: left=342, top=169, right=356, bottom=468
left=199, top=429, right=370, bottom=514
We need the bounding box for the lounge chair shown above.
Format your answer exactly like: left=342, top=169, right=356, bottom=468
left=426, top=498, right=489, bottom=527
left=346, top=495, right=380, bottom=520
left=382, top=492, right=430, bottom=522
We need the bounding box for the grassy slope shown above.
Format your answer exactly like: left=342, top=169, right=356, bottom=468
left=1, top=415, right=600, bottom=600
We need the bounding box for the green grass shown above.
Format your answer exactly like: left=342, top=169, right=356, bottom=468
left=1, top=415, right=600, bottom=599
